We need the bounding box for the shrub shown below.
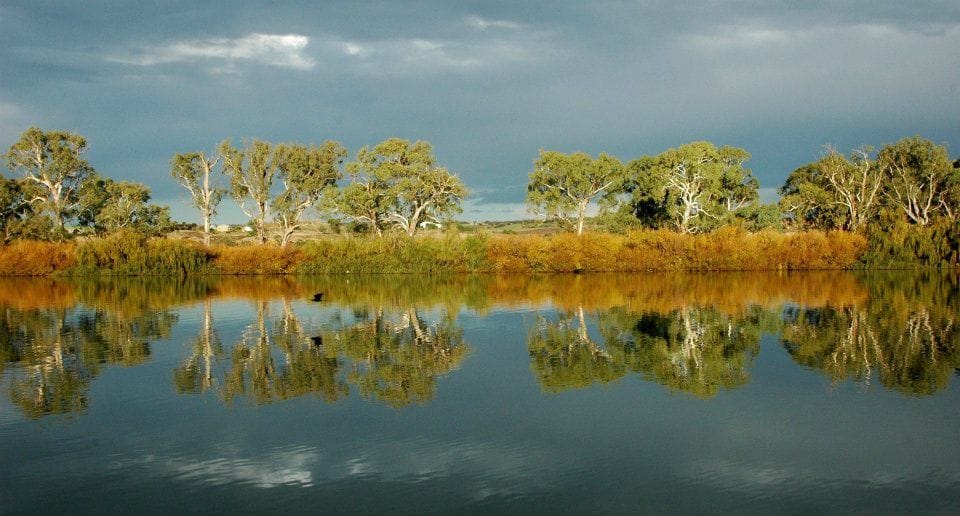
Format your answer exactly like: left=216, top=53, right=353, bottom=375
left=73, top=230, right=212, bottom=275
left=212, top=244, right=304, bottom=274
left=0, top=240, right=75, bottom=275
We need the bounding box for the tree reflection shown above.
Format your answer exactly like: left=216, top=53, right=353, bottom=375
left=173, top=299, right=223, bottom=394
left=334, top=307, right=469, bottom=407
left=3, top=271, right=958, bottom=421
left=529, top=307, right=626, bottom=392
left=219, top=299, right=348, bottom=404
left=1, top=305, right=176, bottom=418
left=213, top=300, right=467, bottom=408
left=601, top=306, right=762, bottom=398
left=529, top=304, right=761, bottom=398
left=783, top=304, right=958, bottom=395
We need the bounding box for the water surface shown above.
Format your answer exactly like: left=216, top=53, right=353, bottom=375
left=1, top=272, right=958, bottom=514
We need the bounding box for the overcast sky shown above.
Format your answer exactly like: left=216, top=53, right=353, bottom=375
left=1, top=1, right=958, bottom=222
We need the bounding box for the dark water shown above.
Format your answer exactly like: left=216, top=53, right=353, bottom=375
left=1, top=272, right=959, bottom=514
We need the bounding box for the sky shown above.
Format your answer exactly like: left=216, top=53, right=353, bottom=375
left=1, top=0, right=958, bottom=222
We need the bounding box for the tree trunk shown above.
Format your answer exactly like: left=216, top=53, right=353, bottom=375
left=257, top=221, right=267, bottom=244
left=202, top=213, right=211, bottom=246
left=576, top=200, right=587, bottom=235
left=279, top=225, right=295, bottom=247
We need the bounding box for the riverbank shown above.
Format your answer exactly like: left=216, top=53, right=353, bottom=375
left=0, top=228, right=868, bottom=276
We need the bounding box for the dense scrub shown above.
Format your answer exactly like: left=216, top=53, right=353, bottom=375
left=860, top=219, right=960, bottom=268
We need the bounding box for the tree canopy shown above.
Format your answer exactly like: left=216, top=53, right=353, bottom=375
left=623, top=142, right=757, bottom=233
left=526, top=150, right=625, bottom=235
left=341, top=138, right=466, bottom=236
left=4, top=127, right=94, bottom=237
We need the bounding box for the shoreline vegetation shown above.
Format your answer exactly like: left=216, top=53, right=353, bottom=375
left=2, top=127, right=958, bottom=275
left=0, top=228, right=866, bottom=276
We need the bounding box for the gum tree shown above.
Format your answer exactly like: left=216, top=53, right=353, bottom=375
left=877, top=136, right=955, bottom=226
left=341, top=138, right=465, bottom=236
left=273, top=141, right=346, bottom=246
left=629, top=142, right=756, bottom=233
left=818, top=145, right=882, bottom=231
left=171, top=150, right=224, bottom=245
left=77, top=174, right=171, bottom=236
left=526, top=150, right=625, bottom=235
left=219, top=139, right=280, bottom=244
left=4, top=127, right=94, bottom=237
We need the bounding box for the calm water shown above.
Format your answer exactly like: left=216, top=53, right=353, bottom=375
left=1, top=272, right=959, bottom=514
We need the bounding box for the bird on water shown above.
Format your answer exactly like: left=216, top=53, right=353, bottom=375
left=311, top=293, right=324, bottom=302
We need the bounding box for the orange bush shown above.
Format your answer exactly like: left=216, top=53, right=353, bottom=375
left=211, top=244, right=304, bottom=274
left=0, top=240, right=75, bottom=276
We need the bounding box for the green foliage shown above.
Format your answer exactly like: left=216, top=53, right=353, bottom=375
left=298, top=233, right=492, bottom=274
left=736, top=202, right=784, bottom=231
left=624, top=142, right=757, bottom=233
left=272, top=140, right=347, bottom=246
left=0, top=177, right=39, bottom=242
left=77, top=174, right=172, bottom=236
left=876, top=136, right=956, bottom=225
left=219, top=139, right=280, bottom=244
left=341, top=138, right=466, bottom=236
left=4, top=127, right=95, bottom=235
left=526, top=150, right=626, bottom=235
left=860, top=217, right=960, bottom=268
left=778, top=162, right=844, bottom=229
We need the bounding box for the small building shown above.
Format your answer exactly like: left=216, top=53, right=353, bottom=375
left=215, top=224, right=232, bottom=233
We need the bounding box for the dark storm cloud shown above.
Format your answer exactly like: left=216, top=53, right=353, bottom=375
left=1, top=1, right=958, bottom=221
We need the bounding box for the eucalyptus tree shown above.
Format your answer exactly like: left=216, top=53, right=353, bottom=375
left=219, top=139, right=281, bottom=244
left=273, top=141, right=346, bottom=246
left=76, top=174, right=171, bottom=236
left=171, top=150, right=224, bottom=245
left=391, top=162, right=467, bottom=236
left=338, top=169, right=391, bottom=237
left=629, top=142, right=757, bottom=233
left=4, top=127, right=94, bottom=237
left=876, top=136, right=956, bottom=226
left=778, top=163, right=844, bottom=229
left=816, top=145, right=883, bottom=231
left=526, top=150, right=625, bottom=235
left=342, top=138, right=466, bottom=236
left=0, top=177, right=31, bottom=242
